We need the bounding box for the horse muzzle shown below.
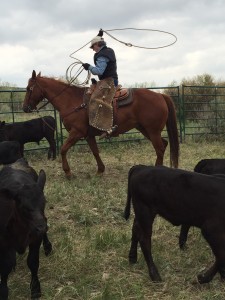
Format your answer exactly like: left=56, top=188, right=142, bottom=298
left=23, top=105, right=35, bottom=113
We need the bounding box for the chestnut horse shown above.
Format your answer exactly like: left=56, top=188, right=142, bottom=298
left=23, top=70, right=179, bottom=178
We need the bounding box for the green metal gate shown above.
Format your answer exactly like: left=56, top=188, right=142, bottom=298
left=1, top=85, right=225, bottom=155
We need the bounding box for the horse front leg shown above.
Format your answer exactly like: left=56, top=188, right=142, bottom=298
left=86, top=136, right=105, bottom=174
left=60, top=130, right=83, bottom=178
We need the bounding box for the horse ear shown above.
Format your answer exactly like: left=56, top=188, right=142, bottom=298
left=37, top=72, right=41, bottom=77
left=32, top=70, right=36, bottom=79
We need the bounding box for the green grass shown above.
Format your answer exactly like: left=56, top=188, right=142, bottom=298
left=7, top=140, right=225, bottom=299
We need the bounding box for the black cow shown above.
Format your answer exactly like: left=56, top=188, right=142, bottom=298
left=0, top=157, right=52, bottom=299
left=124, top=165, right=225, bottom=283
left=0, top=116, right=56, bottom=159
left=179, top=158, right=225, bottom=249
left=0, top=141, right=22, bottom=165
left=194, top=158, right=225, bottom=174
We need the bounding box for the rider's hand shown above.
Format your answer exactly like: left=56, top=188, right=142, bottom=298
left=82, top=63, right=90, bottom=71
left=97, top=29, right=103, bottom=37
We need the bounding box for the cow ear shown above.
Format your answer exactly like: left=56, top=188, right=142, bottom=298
left=32, top=70, right=36, bottom=79
left=37, top=72, right=41, bottom=77
left=0, top=190, right=15, bottom=232
left=37, top=169, right=46, bottom=191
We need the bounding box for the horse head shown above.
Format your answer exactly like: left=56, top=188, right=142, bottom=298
left=23, top=70, right=44, bottom=113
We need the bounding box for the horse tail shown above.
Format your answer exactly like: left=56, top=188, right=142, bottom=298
left=162, top=94, right=180, bottom=168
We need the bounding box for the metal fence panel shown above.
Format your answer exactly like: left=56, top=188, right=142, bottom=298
left=182, top=85, right=225, bottom=141
left=2, top=85, right=224, bottom=154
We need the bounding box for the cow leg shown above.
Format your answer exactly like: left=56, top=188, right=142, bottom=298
left=198, top=223, right=225, bottom=283
left=27, top=240, right=42, bottom=299
left=128, top=218, right=139, bottom=264
left=197, top=263, right=218, bottom=284
left=138, top=225, right=162, bottom=282
left=86, top=136, right=105, bottom=174
left=42, top=233, right=52, bottom=256
left=0, top=275, right=9, bottom=300
left=46, top=137, right=56, bottom=160
left=179, top=225, right=191, bottom=249
left=0, top=249, right=16, bottom=300
left=131, top=210, right=162, bottom=282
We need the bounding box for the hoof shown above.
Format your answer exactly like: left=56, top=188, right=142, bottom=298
left=179, top=243, right=187, bottom=250
left=96, top=171, right=104, bottom=176
left=65, top=172, right=72, bottom=179
left=197, top=273, right=211, bottom=284
left=129, top=256, right=137, bottom=264
left=44, top=243, right=52, bottom=256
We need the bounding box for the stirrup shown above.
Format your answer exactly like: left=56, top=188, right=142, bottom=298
left=99, top=125, right=118, bottom=140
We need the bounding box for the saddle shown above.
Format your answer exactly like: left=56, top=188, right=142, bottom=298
left=113, top=87, right=133, bottom=108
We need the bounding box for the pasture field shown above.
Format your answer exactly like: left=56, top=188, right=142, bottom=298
left=8, top=140, right=225, bottom=300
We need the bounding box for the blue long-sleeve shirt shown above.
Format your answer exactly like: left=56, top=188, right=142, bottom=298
left=88, top=56, right=109, bottom=75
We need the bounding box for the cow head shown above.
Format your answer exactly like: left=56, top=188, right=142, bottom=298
left=0, top=141, right=22, bottom=164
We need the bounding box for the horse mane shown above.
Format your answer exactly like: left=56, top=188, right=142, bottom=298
left=39, top=76, right=84, bottom=90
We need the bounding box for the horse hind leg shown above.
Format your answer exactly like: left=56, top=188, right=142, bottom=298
left=139, top=127, right=167, bottom=166
left=150, top=134, right=168, bottom=166
left=138, top=126, right=168, bottom=166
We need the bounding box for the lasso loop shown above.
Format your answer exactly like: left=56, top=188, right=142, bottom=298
left=66, top=58, right=91, bottom=87
left=66, top=27, right=177, bottom=85
left=103, top=28, right=177, bottom=49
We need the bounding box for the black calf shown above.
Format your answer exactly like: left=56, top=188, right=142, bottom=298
left=0, top=116, right=56, bottom=159
left=179, top=158, right=225, bottom=249
left=125, top=165, right=225, bottom=283
left=0, top=156, right=52, bottom=299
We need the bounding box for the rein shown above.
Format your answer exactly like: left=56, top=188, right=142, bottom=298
left=60, top=103, right=87, bottom=121
left=27, top=78, right=88, bottom=120
left=40, top=116, right=55, bottom=131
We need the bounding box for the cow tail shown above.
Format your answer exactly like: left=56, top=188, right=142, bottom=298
left=163, top=94, right=180, bottom=168
left=124, top=166, right=135, bottom=220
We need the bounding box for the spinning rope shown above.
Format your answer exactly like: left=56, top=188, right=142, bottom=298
left=66, top=28, right=177, bottom=86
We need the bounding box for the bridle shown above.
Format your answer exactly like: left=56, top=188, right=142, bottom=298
left=25, top=77, right=87, bottom=118
left=25, top=80, right=49, bottom=112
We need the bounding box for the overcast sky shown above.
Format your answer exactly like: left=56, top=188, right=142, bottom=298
left=1, top=0, right=225, bottom=88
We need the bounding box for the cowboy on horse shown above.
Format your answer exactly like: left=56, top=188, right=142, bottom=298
left=82, top=29, right=118, bottom=139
